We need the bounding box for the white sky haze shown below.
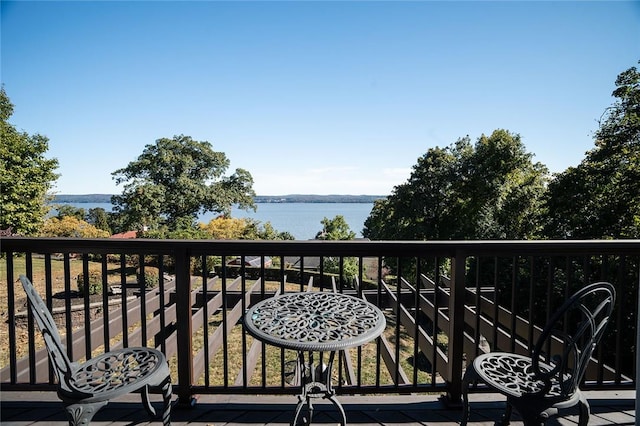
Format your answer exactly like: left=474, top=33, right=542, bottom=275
left=2, top=1, right=639, bottom=196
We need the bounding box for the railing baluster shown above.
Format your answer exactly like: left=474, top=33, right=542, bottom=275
left=82, top=254, right=91, bottom=359
left=45, top=254, right=55, bottom=384
left=158, top=255, right=166, bottom=353
left=63, top=253, right=73, bottom=361
left=26, top=253, right=35, bottom=384
left=202, top=254, right=210, bottom=388
left=240, top=255, right=247, bottom=388
left=431, top=256, right=441, bottom=385
left=120, top=253, right=128, bottom=347
left=139, top=254, right=147, bottom=346
left=510, top=256, right=517, bottom=353
left=221, top=255, right=229, bottom=388
left=6, top=252, right=17, bottom=384
left=101, top=256, right=110, bottom=353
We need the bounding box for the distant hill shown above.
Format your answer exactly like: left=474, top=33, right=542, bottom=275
left=53, top=194, right=385, bottom=204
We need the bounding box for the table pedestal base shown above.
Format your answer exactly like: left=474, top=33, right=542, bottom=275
left=291, top=351, right=346, bottom=426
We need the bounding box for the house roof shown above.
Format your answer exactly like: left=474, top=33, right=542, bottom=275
left=227, top=256, right=272, bottom=267
left=110, top=230, right=138, bottom=239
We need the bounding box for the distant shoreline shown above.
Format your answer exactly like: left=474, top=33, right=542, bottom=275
left=53, top=194, right=385, bottom=204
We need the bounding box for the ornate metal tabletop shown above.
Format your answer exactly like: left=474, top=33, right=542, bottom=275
left=244, top=291, right=386, bottom=352
left=244, top=291, right=386, bottom=425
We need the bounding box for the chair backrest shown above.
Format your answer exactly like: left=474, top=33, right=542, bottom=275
left=19, top=275, right=76, bottom=392
left=532, top=282, right=615, bottom=397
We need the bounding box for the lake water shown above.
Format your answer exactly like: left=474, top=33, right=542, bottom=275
left=52, top=202, right=375, bottom=240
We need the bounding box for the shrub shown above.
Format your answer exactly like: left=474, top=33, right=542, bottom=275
left=436, top=332, right=449, bottom=353
left=192, top=255, right=221, bottom=276
left=77, top=270, right=102, bottom=295
left=137, top=268, right=160, bottom=289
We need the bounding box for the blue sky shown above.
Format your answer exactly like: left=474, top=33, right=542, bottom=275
left=2, top=1, right=639, bottom=196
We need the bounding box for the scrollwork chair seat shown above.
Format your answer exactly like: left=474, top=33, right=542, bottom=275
left=20, top=275, right=172, bottom=426
left=462, top=352, right=583, bottom=425
left=461, top=282, right=615, bottom=426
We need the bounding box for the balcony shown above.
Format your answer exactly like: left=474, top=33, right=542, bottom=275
left=1, top=237, right=638, bottom=424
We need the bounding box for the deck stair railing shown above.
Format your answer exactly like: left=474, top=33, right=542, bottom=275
left=1, top=237, right=638, bottom=405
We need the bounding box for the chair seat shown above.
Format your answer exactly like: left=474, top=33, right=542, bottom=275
left=472, top=352, right=563, bottom=399
left=462, top=283, right=615, bottom=426
left=60, top=347, right=170, bottom=403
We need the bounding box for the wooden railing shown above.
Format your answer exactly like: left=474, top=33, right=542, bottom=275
left=1, top=237, right=638, bottom=404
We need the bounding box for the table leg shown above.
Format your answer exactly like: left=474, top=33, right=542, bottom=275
left=291, top=351, right=346, bottom=426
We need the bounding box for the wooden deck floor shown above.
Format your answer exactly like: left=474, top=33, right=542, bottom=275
left=0, top=390, right=635, bottom=425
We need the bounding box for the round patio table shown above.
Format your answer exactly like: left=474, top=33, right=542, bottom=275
left=244, top=291, right=386, bottom=425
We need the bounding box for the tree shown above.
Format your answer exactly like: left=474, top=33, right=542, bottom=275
left=364, top=130, right=549, bottom=241
left=111, top=135, right=256, bottom=232
left=199, top=216, right=294, bottom=240
left=0, top=88, right=59, bottom=236
left=200, top=217, right=249, bottom=239
left=40, top=216, right=110, bottom=238
left=315, top=215, right=359, bottom=285
left=315, top=215, right=356, bottom=240
left=544, top=61, right=640, bottom=239
left=87, top=207, right=112, bottom=234
left=54, top=204, right=86, bottom=221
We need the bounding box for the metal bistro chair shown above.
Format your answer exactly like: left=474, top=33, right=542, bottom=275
left=461, top=282, right=616, bottom=426
left=19, top=275, right=173, bottom=425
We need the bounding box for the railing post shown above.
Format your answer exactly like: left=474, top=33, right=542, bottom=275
left=446, top=249, right=467, bottom=404
left=175, top=247, right=196, bottom=406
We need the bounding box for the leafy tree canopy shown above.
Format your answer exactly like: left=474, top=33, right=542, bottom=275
left=544, top=61, right=640, bottom=239
left=364, top=129, right=549, bottom=240
left=54, top=204, right=86, bottom=221
left=199, top=216, right=294, bottom=240
left=87, top=207, right=112, bottom=234
left=40, top=216, right=110, bottom=238
left=315, top=215, right=359, bottom=284
left=111, top=135, right=256, bottom=232
left=315, top=215, right=356, bottom=240
left=0, top=88, right=59, bottom=235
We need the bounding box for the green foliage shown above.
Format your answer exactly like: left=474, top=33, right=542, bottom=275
left=54, top=204, right=86, bottom=220
left=77, top=270, right=102, bottom=295
left=243, top=219, right=295, bottom=240
left=315, top=215, right=359, bottom=286
left=137, top=268, right=160, bottom=289
left=199, top=216, right=294, bottom=240
left=142, top=217, right=211, bottom=240
left=111, top=134, right=256, bottom=232
left=192, top=255, right=222, bottom=276
left=40, top=216, right=111, bottom=238
left=544, top=61, right=640, bottom=239
left=364, top=130, right=549, bottom=241
left=315, top=215, right=356, bottom=240
left=87, top=208, right=111, bottom=234
left=0, top=88, right=59, bottom=235
left=436, top=332, right=449, bottom=353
